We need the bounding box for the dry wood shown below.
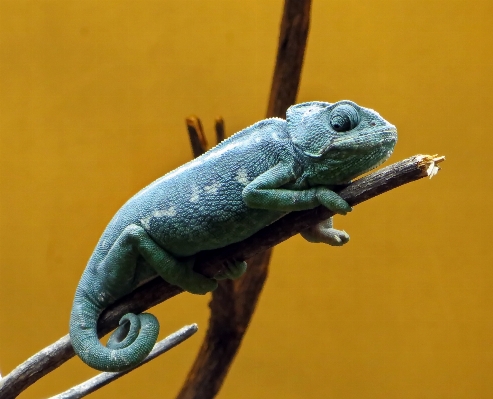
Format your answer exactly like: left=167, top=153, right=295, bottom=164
left=267, top=0, right=312, bottom=118
left=177, top=1, right=312, bottom=397
left=0, top=154, right=444, bottom=399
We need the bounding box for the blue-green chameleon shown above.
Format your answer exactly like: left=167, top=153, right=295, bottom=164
left=70, top=100, right=397, bottom=372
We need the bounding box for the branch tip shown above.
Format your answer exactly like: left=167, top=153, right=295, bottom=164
left=416, top=154, right=446, bottom=179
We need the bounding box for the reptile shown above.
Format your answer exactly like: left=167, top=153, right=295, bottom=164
left=70, top=100, right=397, bottom=372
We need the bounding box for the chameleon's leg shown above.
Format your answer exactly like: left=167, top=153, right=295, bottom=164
left=110, top=224, right=218, bottom=295
left=243, top=163, right=352, bottom=214
left=300, top=217, right=350, bottom=246
left=70, top=224, right=217, bottom=372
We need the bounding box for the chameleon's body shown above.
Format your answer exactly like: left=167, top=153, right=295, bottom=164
left=70, top=100, right=397, bottom=371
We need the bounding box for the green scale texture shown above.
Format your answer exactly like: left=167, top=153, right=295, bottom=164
left=70, top=100, right=397, bottom=371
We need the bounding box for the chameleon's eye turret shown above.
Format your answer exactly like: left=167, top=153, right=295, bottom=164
left=286, top=101, right=363, bottom=158
left=286, top=100, right=396, bottom=174
left=329, top=104, right=360, bottom=132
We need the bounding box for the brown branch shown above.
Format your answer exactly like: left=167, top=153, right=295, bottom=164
left=214, top=117, right=225, bottom=144
left=0, top=154, right=444, bottom=399
left=177, top=2, right=313, bottom=397
left=267, top=0, right=312, bottom=118
left=176, top=251, right=271, bottom=399
left=180, top=117, right=271, bottom=399
left=186, top=116, right=208, bottom=157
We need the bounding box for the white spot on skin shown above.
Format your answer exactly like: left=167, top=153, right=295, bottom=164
left=235, top=169, right=250, bottom=186
left=140, top=206, right=176, bottom=229
left=134, top=142, right=239, bottom=199
left=153, top=207, right=176, bottom=217
left=204, top=181, right=221, bottom=194
left=141, top=215, right=152, bottom=229
left=190, top=186, right=200, bottom=202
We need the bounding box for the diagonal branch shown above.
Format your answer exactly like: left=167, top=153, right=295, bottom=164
left=0, top=154, right=444, bottom=399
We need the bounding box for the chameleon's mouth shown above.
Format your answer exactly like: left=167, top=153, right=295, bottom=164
left=355, top=128, right=397, bottom=174
left=327, top=127, right=397, bottom=159
left=321, top=126, right=397, bottom=181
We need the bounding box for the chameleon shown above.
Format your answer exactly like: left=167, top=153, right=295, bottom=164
left=70, top=100, right=397, bottom=372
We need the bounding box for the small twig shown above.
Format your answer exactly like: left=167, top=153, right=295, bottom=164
left=0, top=154, right=444, bottom=399
left=214, top=118, right=225, bottom=144
left=185, top=116, right=208, bottom=157
left=48, top=325, right=198, bottom=399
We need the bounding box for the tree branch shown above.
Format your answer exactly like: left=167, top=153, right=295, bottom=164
left=177, top=2, right=312, bottom=396
left=267, top=0, right=312, bottom=117
left=0, top=154, right=444, bottom=399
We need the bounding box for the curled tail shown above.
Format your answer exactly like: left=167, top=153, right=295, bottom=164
left=70, top=283, right=159, bottom=372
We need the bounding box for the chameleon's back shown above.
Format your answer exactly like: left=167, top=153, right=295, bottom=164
left=91, top=117, right=292, bottom=263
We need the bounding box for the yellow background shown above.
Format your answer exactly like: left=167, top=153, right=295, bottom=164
left=0, top=1, right=492, bottom=398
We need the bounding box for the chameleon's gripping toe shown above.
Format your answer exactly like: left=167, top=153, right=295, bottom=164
left=70, top=293, right=159, bottom=372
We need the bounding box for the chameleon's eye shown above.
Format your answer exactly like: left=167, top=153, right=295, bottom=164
left=329, top=104, right=360, bottom=132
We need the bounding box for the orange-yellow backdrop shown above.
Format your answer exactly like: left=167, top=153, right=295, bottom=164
left=0, top=1, right=492, bottom=398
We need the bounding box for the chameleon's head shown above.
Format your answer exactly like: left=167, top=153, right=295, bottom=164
left=286, top=100, right=397, bottom=184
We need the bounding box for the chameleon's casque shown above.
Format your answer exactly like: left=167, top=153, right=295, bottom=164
left=70, top=100, right=397, bottom=371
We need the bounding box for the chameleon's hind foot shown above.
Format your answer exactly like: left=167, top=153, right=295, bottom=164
left=301, top=217, right=350, bottom=246
left=172, top=257, right=218, bottom=294
left=214, top=259, right=247, bottom=280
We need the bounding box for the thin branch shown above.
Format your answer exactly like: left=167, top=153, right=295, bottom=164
left=214, top=118, right=225, bottom=144
left=0, top=153, right=444, bottom=399
left=186, top=116, right=208, bottom=157
left=48, top=325, right=198, bottom=399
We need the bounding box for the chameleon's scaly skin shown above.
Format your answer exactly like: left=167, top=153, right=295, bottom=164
left=70, top=100, right=397, bottom=371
